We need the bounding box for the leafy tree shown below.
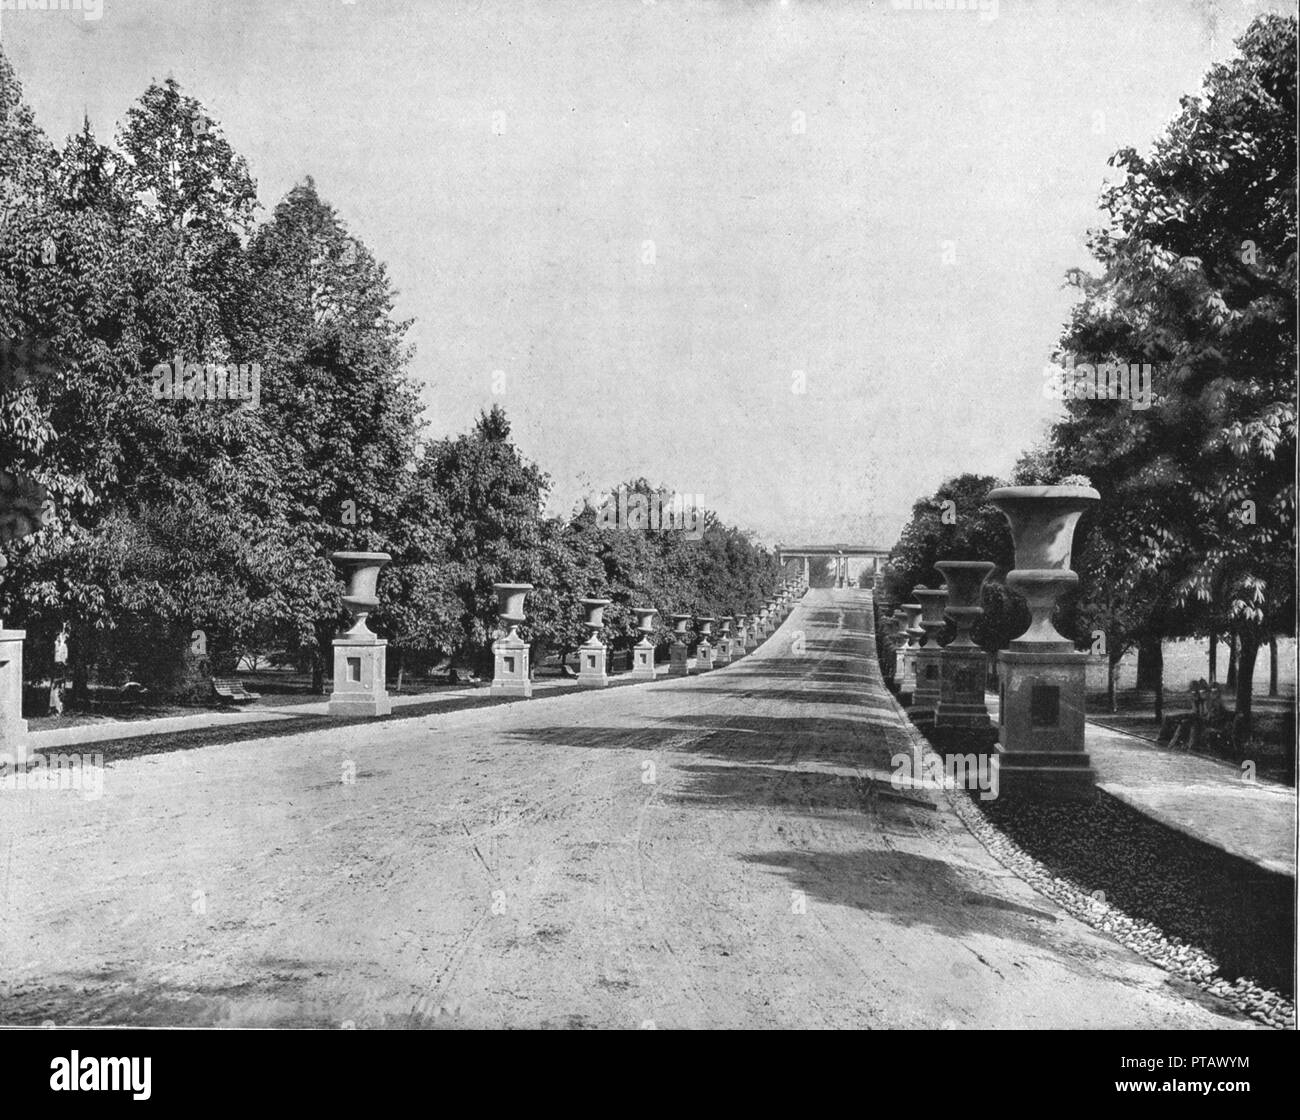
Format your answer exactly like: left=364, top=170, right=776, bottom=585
left=1046, top=13, right=1297, bottom=731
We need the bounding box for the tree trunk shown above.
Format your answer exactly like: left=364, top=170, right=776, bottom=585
left=1107, top=654, right=1119, bottom=714
left=312, top=621, right=334, bottom=695
left=1208, top=631, right=1217, bottom=682
left=1235, top=631, right=1261, bottom=735
left=1154, top=674, right=1164, bottom=725
left=1136, top=635, right=1163, bottom=691
left=1269, top=633, right=1279, bottom=697
left=1226, top=634, right=1238, bottom=688
left=70, top=623, right=90, bottom=705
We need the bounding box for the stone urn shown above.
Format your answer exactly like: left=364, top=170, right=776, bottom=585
left=935, top=561, right=995, bottom=648
left=580, top=597, right=611, bottom=639
left=912, top=586, right=949, bottom=646
left=632, top=607, right=659, bottom=640
left=331, top=551, right=391, bottom=638
left=900, top=603, right=923, bottom=647
left=493, top=582, right=533, bottom=639
left=891, top=609, right=908, bottom=645
left=987, top=484, right=1099, bottom=650
left=671, top=613, right=693, bottom=640
left=987, top=484, right=1098, bottom=570
left=695, top=616, right=715, bottom=639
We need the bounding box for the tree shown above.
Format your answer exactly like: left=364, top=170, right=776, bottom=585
left=1046, top=14, right=1297, bottom=733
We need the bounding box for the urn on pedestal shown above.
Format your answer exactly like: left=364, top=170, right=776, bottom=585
left=631, top=607, right=659, bottom=679
left=669, top=613, right=693, bottom=677
left=329, top=552, right=392, bottom=717
left=908, top=587, right=949, bottom=726
left=934, top=560, right=996, bottom=743
left=731, top=614, right=748, bottom=660
left=898, top=602, right=924, bottom=702
left=490, top=582, right=534, bottom=699
left=577, top=597, right=612, bottom=688
left=694, top=616, right=716, bottom=673
left=988, top=484, right=1100, bottom=799
left=715, top=616, right=734, bottom=665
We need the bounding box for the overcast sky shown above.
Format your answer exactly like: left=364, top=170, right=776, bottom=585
left=2, top=0, right=1289, bottom=546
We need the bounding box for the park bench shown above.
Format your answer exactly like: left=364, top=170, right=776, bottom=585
left=1163, top=678, right=1229, bottom=753
left=212, top=677, right=261, bottom=704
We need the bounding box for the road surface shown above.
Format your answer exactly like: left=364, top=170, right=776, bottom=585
left=0, top=590, right=1251, bottom=1028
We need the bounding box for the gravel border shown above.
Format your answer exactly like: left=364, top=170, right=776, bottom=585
left=875, top=673, right=1295, bottom=1031
left=939, top=762, right=1296, bottom=1031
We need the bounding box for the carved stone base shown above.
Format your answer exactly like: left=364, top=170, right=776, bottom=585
left=330, top=636, right=392, bottom=717
left=490, top=634, right=532, bottom=699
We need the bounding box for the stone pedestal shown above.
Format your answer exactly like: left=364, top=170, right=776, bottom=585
left=577, top=597, right=611, bottom=688
left=694, top=617, right=715, bottom=673
left=577, top=639, right=608, bottom=687
left=937, top=645, right=993, bottom=728
left=328, top=552, right=393, bottom=717
left=331, top=634, right=392, bottom=716
left=669, top=614, right=692, bottom=677
left=987, top=485, right=1100, bottom=799
left=0, top=625, right=30, bottom=766
left=631, top=608, right=658, bottom=680
left=994, top=648, right=1091, bottom=798
left=745, top=614, right=760, bottom=651
left=490, top=582, right=534, bottom=699
left=490, top=632, right=532, bottom=698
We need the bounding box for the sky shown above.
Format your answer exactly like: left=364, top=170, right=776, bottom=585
left=1, top=0, right=1292, bottom=548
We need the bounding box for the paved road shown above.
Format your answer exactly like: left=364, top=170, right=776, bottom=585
left=0, top=590, right=1250, bottom=1028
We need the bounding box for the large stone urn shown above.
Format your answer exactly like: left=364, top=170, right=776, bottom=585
left=631, top=607, right=659, bottom=680
left=490, top=582, right=534, bottom=698
left=669, top=613, right=693, bottom=677
left=694, top=616, right=716, bottom=673
left=329, top=551, right=392, bottom=717
left=987, top=484, right=1100, bottom=798
left=934, top=560, right=996, bottom=741
left=908, top=587, right=949, bottom=726
left=577, top=597, right=612, bottom=688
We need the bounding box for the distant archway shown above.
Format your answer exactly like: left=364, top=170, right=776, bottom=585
left=776, top=544, right=891, bottom=588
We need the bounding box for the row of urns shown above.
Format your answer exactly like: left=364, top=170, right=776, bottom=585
left=489, top=577, right=809, bottom=649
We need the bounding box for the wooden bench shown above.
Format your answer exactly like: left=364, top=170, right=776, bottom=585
left=212, top=677, right=261, bottom=704
left=1164, top=679, right=1230, bottom=752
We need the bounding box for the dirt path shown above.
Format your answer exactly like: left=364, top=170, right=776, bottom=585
left=0, top=590, right=1253, bottom=1028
